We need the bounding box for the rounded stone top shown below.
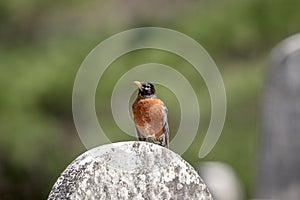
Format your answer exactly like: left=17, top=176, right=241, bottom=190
left=48, top=141, right=212, bottom=200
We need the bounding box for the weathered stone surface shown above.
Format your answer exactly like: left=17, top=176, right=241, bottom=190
left=256, top=33, right=300, bottom=199
left=48, top=141, right=212, bottom=200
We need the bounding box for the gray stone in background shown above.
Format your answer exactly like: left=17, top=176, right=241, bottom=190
left=48, top=141, right=212, bottom=200
left=197, top=162, right=244, bottom=200
left=256, top=33, right=300, bottom=199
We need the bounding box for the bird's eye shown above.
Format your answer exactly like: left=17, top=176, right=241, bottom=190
left=144, top=85, right=150, bottom=90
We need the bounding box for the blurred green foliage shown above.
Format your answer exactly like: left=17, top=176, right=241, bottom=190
left=0, top=0, right=300, bottom=199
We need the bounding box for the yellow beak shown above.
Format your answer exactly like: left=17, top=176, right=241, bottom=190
left=134, top=81, right=143, bottom=89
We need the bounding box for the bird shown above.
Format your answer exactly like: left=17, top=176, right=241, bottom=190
left=132, top=81, right=169, bottom=148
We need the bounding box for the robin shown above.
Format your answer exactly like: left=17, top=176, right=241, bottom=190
left=132, top=81, right=169, bottom=148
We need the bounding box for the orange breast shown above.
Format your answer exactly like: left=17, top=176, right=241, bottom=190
left=132, top=96, right=164, bottom=138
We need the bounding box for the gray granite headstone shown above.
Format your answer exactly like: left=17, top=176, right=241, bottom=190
left=197, top=162, right=244, bottom=200
left=256, top=33, right=300, bottom=199
left=48, top=141, right=212, bottom=200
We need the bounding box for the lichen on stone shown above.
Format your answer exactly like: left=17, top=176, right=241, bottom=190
left=48, top=141, right=212, bottom=200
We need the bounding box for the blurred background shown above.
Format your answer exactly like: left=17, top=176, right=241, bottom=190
left=1, top=0, right=300, bottom=199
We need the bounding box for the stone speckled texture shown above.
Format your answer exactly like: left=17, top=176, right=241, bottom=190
left=48, top=141, right=212, bottom=200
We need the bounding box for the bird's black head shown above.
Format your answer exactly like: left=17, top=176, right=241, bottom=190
left=134, top=81, right=156, bottom=98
